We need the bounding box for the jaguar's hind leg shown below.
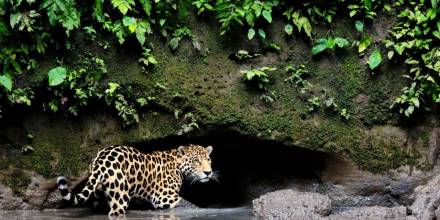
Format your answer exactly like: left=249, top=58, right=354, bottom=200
left=105, top=179, right=130, bottom=219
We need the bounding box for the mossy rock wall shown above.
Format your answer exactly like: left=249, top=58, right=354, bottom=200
left=0, top=15, right=439, bottom=195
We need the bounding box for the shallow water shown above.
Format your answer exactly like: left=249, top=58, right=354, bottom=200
left=0, top=207, right=254, bottom=220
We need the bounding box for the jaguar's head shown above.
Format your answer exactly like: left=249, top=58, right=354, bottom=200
left=178, top=144, right=216, bottom=183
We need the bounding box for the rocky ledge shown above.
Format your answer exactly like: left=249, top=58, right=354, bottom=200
left=252, top=173, right=440, bottom=220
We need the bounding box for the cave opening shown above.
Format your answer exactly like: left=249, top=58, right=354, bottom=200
left=129, top=129, right=331, bottom=208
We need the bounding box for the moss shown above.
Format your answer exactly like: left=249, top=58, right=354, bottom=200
left=0, top=13, right=427, bottom=179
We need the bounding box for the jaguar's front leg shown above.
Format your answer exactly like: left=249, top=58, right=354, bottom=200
left=151, top=191, right=181, bottom=209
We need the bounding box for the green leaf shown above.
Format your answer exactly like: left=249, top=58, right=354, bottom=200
left=311, top=39, right=328, bottom=55
left=111, top=0, right=135, bottom=15
left=122, top=16, right=137, bottom=33
left=139, top=0, right=152, bottom=16
left=169, top=37, right=180, bottom=50
left=387, top=50, right=394, bottom=60
left=159, top=19, right=166, bottom=26
left=301, top=17, right=312, bottom=38
left=433, top=31, right=440, bottom=39
left=432, top=0, right=438, bottom=7
left=284, top=24, right=293, bottom=35
left=9, top=12, right=21, bottom=29
left=148, top=56, right=157, bottom=64
left=48, top=67, right=67, bottom=86
left=349, top=10, right=357, bottom=17
left=0, top=74, right=13, bottom=92
left=248, top=28, right=255, bottom=40
left=326, top=38, right=335, bottom=49
left=135, top=26, right=146, bottom=45
left=245, top=12, right=256, bottom=26
left=334, top=37, right=349, bottom=48
left=405, top=105, right=414, bottom=117
left=368, top=48, right=382, bottom=70
left=355, top=20, right=364, bottom=32
left=364, top=0, right=372, bottom=9
left=258, top=29, right=266, bottom=39
left=262, top=10, right=272, bottom=23
left=358, top=36, right=372, bottom=53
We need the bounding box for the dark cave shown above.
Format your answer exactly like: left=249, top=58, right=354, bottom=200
left=133, top=130, right=330, bottom=208
left=70, top=129, right=332, bottom=210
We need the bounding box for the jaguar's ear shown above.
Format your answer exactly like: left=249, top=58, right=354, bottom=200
left=206, top=145, right=213, bottom=155
left=177, top=146, right=186, bottom=156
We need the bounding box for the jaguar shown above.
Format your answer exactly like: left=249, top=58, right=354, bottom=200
left=57, top=144, right=214, bottom=218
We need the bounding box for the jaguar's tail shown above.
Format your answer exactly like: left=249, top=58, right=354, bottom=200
left=57, top=174, right=99, bottom=205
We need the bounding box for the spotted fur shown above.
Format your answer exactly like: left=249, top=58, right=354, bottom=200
left=57, top=144, right=214, bottom=218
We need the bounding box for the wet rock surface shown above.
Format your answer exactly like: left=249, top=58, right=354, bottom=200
left=252, top=190, right=409, bottom=219
left=409, top=174, right=440, bottom=220
left=328, top=206, right=407, bottom=219
left=0, top=184, right=27, bottom=210
left=252, top=190, right=331, bottom=219
left=251, top=172, right=440, bottom=220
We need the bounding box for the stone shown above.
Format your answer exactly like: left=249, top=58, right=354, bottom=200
left=252, top=190, right=331, bottom=220
left=328, top=206, right=407, bottom=219
left=0, top=184, right=27, bottom=210
left=409, top=175, right=440, bottom=220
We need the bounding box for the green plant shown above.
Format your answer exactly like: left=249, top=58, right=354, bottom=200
left=268, top=43, right=281, bottom=52
left=176, top=112, right=199, bottom=135
left=232, top=50, right=261, bottom=62
left=104, top=82, right=140, bottom=126
left=241, top=66, right=276, bottom=90
left=384, top=0, right=440, bottom=116
left=340, top=108, right=350, bottom=120
left=307, top=96, right=321, bottom=112
left=169, top=27, right=198, bottom=51
left=368, top=48, right=382, bottom=70
left=283, top=8, right=313, bottom=38
left=192, top=0, right=214, bottom=15
left=284, top=63, right=310, bottom=92
left=390, top=82, right=422, bottom=117
left=138, top=47, right=158, bottom=70
left=215, top=0, right=278, bottom=39
left=311, top=37, right=350, bottom=55
left=260, top=90, right=277, bottom=103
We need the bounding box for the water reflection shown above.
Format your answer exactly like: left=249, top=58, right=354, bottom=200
left=0, top=207, right=252, bottom=220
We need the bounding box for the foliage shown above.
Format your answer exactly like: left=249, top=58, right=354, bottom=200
left=283, top=8, right=313, bottom=38
left=215, top=0, right=278, bottom=39
left=368, top=48, right=383, bottom=70
left=169, top=27, right=198, bottom=51
left=48, top=67, right=67, bottom=86
left=0, top=0, right=438, bottom=121
left=176, top=112, right=199, bottom=135
left=390, top=82, right=422, bottom=117
left=312, top=37, right=350, bottom=55
left=241, top=66, right=276, bottom=90
left=104, top=82, right=140, bottom=126
left=231, top=50, right=261, bottom=62
left=138, top=47, right=158, bottom=71
left=307, top=96, right=321, bottom=112
left=260, top=90, right=277, bottom=103
left=340, top=108, right=350, bottom=120
left=284, top=63, right=310, bottom=92
left=384, top=0, right=440, bottom=116
left=192, top=0, right=214, bottom=15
